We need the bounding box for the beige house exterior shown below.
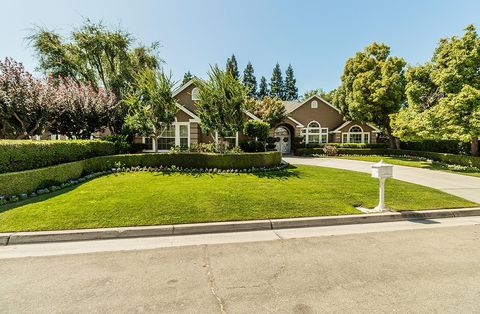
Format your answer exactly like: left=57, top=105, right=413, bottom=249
left=134, top=80, right=382, bottom=153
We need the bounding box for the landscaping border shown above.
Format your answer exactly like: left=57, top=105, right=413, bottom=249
left=0, top=151, right=283, bottom=198
left=1, top=207, right=479, bottom=245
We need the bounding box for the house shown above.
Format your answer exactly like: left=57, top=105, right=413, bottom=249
left=135, top=80, right=381, bottom=153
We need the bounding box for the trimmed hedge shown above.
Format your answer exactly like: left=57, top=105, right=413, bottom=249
left=0, top=140, right=116, bottom=174
left=294, top=148, right=480, bottom=168
left=0, top=152, right=282, bottom=196
left=400, top=140, right=471, bottom=155
left=297, top=143, right=388, bottom=149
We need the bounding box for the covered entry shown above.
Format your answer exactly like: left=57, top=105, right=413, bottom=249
left=275, top=126, right=291, bottom=153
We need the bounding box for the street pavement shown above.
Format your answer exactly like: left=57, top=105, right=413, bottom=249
left=1, top=217, right=480, bottom=313
left=284, top=156, right=480, bottom=203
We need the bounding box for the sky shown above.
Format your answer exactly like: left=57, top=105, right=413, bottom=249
left=1, top=0, right=480, bottom=94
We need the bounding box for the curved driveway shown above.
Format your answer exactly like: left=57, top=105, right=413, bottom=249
left=284, top=156, right=480, bottom=204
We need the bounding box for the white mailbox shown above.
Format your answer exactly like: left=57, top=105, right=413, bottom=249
left=371, top=160, right=393, bottom=179
left=371, top=160, right=393, bottom=212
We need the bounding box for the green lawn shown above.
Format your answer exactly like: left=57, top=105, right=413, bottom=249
left=335, top=156, right=480, bottom=177
left=0, top=165, right=476, bottom=232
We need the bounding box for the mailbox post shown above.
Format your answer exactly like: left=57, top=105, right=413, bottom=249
left=371, top=160, right=393, bottom=211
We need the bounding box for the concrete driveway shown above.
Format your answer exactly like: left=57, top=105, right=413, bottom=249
left=284, top=156, right=480, bottom=203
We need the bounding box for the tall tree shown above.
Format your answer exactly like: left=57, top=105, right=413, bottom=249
left=334, top=43, right=406, bottom=149
left=124, top=69, right=178, bottom=152
left=182, top=71, right=193, bottom=85
left=242, top=62, right=257, bottom=98
left=269, top=63, right=284, bottom=99
left=284, top=64, right=298, bottom=100
left=392, top=25, right=480, bottom=155
left=258, top=76, right=269, bottom=99
left=194, top=65, right=247, bottom=149
left=0, top=58, right=56, bottom=139
left=225, top=54, right=240, bottom=80
left=28, top=20, right=160, bottom=133
left=50, top=77, right=118, bottom=139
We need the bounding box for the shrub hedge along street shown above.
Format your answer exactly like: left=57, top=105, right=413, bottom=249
left=294, top=148, right=480, bottom=168
left=0, top=140, right=116, bottom=173
left=0, top=152, right=282, bottom=196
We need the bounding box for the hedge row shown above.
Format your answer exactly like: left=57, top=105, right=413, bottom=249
left=0, top=152, right=282, bottom=196
left=0, top=140, right=116, bottom=174
left=294, top=148, right=480, bottom=168
left=400, top=140, right=471, bottom=155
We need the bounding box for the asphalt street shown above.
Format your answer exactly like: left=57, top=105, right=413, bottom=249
left=1, top=219, right=480, bottom=313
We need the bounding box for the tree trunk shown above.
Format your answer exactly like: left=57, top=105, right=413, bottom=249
left=471, top=136, right=479, bottom=157
left=384, top=125, right=400, bottom=149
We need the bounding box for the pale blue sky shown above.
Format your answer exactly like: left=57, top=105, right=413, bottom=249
left=2, top=0, right=480, bottom=93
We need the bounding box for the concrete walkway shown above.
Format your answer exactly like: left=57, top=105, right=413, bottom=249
left=284, top=156, right=480, bottom=203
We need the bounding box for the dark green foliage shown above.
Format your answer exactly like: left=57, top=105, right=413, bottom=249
left=269, top=63, right=284, bottom=99
left=0, top=140, right=115, bottom=173
left=226, top=54, right=240, bottom=79
left=240, top=141, right=266, bottom=152
left=301, top=143, right=388, bottom=149
left=0, top=152, right=282, bottom=196
left=242, top=62, right=257, bottom=98
left=400, top=140, right=471, bottom=155
left=243, top=120, right=270, bottom=141
left=258, top=76, right=269, bottom=99
left=284, top=64, right=298, bottom=100
left=266, top=136, right=277, bottom=150
left=102, top=134, right=133, bottom=153
left=182, top=71, right=194, bottom=85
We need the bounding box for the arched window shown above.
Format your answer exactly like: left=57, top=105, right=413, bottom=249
left=191, top=87, right=200, bottom=101
left=342, top=125, right=370, bottom=143
left=311, top=100, right=318, bottom=109
left=302, top=121, right=328, bottom=144
left=349, top=126, right=363, bottom=133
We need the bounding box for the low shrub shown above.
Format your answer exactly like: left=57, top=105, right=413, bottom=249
left=301, top=143, right=388, bottom=149
left=243, top=120, right=269, bottom=141
left=266, top=137, right=277, bottom=150
left=102, top=134, right=133, bottom=154
left=0, top=152, right=282, bottom=196
left=323, top=145, right=338, bottom=156
left=240, top=140, right=266, bottom=152
left=0, top=140, right=115, bottom=173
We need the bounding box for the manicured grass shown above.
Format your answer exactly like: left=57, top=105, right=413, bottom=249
left=0, top=165, right=476, bottom=232
left=335, top=156, right=480, bottom=177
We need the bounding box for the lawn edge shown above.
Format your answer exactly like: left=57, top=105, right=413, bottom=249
left=2, top=207, right=480, bottom=245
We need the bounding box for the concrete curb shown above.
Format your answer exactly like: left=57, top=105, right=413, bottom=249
left=2, top=207, right=480, bottom=245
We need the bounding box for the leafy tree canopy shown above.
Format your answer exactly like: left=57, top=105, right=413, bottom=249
left=28, top=19, right=160, bottom=133
left=124, top=68, right=178, bottom=151
left=334, top=42, right=406, bottom=148
left=253, top=96, right=287, bottom=127
left=182, top=71, right=194, bottom=85
left=193, top=65, right=247, bottom=139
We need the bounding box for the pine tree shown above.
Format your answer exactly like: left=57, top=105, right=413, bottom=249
left=242, top=62, right=257, bottom=98
left=284, top=64, right=298, bottom=100
left=182, top=71, right=193, bottom=85
left=225, top=54, right=240, bottom=79
left=258, top=76, right=269, bottom=99
left=269, top=63, right=284, bottom=99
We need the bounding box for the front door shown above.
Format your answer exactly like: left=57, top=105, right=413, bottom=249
left=275, top=126, right=291, bottom=154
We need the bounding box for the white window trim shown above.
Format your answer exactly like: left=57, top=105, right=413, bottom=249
left=214, top=131, right=239, bottom=147
left=341, top=125, right=370, bottom=144
left=191, top=87, right=200, bottom=101
left=311, top=100, right=318, bottom=109
left=303, top=121, right=329, bottom=144
left=142, top=122, right=191, bottom=152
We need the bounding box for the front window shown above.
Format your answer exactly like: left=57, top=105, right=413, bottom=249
left=191, top=87, right=200, bottom=101
left=158, top=124, right=176, bottom=150
left=342, top=125, right=370, bottom=143
left=216, top=130, right=238, bottom=148
left=179, top=125, right=189, bottom=148
left=144, top=137, right=153, bottom=150
left=303, top=121, right=328, bottom=144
